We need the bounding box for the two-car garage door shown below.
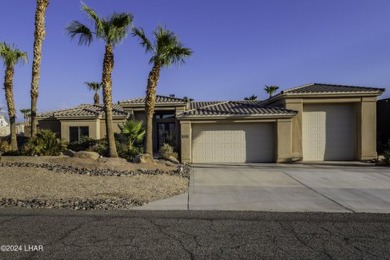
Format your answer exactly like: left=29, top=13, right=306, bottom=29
left=192, top=123, right=275, bottom=163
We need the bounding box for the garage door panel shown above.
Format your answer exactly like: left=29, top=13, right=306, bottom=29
left=192, top=123, right=275, bottom=163
left=303, top=104, right=356, bottom=161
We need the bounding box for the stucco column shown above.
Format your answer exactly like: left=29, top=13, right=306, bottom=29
left=276, top=119, right=293, bottom=162
left=359, top=97, right=377, bottom=160
left=284, top=99, right=303, bottom=159
left=180, top=121, right=192, bottom=163
left=95, top=119, right=101, bottom=139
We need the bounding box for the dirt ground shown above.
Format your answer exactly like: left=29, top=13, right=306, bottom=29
left=0, top=156, right=188, bottom=205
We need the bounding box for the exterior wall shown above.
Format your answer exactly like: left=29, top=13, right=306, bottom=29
left=276, top=119, right=293, bottom=162
left=61, top=119, right=100, bottom=141
left=359, top=97, right=377, bottom=160
left=283, top=99, right=303, bottom=159
left=38, top=119, right=61, bottom=137
left=99, top=118, right=126, bottom=139
left=180, top=121, right=192, bottom=163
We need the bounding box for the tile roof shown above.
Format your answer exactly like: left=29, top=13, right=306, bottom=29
left=283, top=83, right=385, bottom=94
left=119, top=95, right=187, bottom=105
left=38, top=104, right=128, bottom=118
left=179, top=101, right=296, bottom=117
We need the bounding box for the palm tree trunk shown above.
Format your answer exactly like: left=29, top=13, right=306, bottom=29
left=102, top=44, right=118, bottom=157
left=30, top=0, right=49, bottom=137
left=4, top=67, right=18, bottom=150
left=144, top=63, right=161, bottom=155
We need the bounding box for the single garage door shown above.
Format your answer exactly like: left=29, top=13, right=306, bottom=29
left=192, top=123, right=275, bottom=163
left=302, top=103, right=356, bottom=161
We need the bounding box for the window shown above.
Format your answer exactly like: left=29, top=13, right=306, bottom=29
left=69, top=126, right=89, bottom=142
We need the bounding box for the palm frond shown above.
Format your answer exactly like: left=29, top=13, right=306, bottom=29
left=81, top=2, right=104, bottom=37
left=0, top=42, right=28, bottom=67
left=66, top=21, right=93, bottom=46
left=132, top=27, right=154, bottom=54
left=84, top=82, right=102, bottom=92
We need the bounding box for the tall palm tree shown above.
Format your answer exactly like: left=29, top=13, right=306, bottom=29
left=66, top=3, right=133, bottom=157
left=20, top=108, right=31, bottom=125
left=30, top=0, right=49, bottom=137
left=84, top=82, right=102, bottom=105
left=132, top=26, right=192, bottom=155
left=264, top=85, right=279, bottom=98
left=0, top=43, right=28, bottom=150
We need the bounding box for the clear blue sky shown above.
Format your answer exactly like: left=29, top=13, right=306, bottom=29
left=0, top=0, right=390, bottom=120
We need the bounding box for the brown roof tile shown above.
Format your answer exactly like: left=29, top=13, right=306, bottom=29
left=283, top=83, right=385, bottom=94
left=38, top=104, right=128, bottom=118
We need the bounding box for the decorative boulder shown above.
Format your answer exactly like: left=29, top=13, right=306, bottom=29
left=63, top=149, right=76, bottom=157
left=135, top=154, right=155, bottom=164
left=167, top=155, right=180, bottom=164
left=74, top=151, right=100, bottom=160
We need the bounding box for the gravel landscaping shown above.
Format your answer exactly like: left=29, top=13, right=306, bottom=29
left=0, top=156, right=190, bottom=210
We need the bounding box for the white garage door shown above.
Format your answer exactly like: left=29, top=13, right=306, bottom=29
left=303, top=104, right=356, bottom=161
left=192, top=123, right=275, bottom=163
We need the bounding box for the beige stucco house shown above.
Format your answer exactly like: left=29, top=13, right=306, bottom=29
left=38, top=83, right=385, bottom=163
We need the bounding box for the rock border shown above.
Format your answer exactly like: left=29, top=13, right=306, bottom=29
left=0, top=198, right=144, bottom=210
left=0, top=162, right=191, bottom=179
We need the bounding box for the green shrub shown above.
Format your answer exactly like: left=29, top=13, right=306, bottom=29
left=0, top=138, right=11, bottom=156
left=115, top=139, right=143, bottom=161
left=68, top=137, right=98, bottom=152
left=23, top=129, right=67, bottom=156
left=159, top=143, right=178, bottom=160
left=383, top=150, right=390, bottom=165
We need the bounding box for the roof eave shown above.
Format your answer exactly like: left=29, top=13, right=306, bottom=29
left=177, top=113, right=297, bottom=120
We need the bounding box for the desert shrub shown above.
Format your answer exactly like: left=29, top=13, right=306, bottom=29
left=68, top=136, right=98, bottom=152
left=383, top=150, right=390, bottom=165
left=68, top=137, right=108, bottom=155
left=115, top=120, right=145, bottom=161
left=0, top=138, right=11, bottom=155
left=23, top=129, right=67, bottom=156
left=159, top=143, right=178, bottom=160
left=116, top=140, right=143, bottom=161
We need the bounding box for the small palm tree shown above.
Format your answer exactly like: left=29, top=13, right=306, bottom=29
left=85, top=82, right=102, bottom=105
left=20, top=108, right=32, bottom=125
left=264, top=85, right=279, bottom=98
left=132, top=26, right=192, bottom=155
left=30, top=0, right=49, bottom=137
left=66, top=3, right=133, bottom=157
left=244, top=95, right=257, bottom=100
left=0, top=42, right=28, bottom=150
left=118, top=120, right=145, bottom=149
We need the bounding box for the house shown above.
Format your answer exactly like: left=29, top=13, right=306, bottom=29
left=0, top=114, right=10, bottom=137
left=38, top=83, right=385, bottom=163
left=377, top=98, right=390, bottom=150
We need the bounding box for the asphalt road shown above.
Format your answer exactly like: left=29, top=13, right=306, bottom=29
left=0, top=209, right=389, bottom=259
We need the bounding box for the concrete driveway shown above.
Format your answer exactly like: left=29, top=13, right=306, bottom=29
left=136, top=164, right=390, bottom=213
left=188, top=164, right=390, bottom=212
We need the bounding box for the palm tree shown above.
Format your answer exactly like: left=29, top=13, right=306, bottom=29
left=30, top=0, right=49, bottom=137
left=244, top=95, right=257, bottom=100
left=264, top=85, right=279, bottom=98
left=20, top=108, right=31, bottom=125
left=118, top=119, right=145, bottom=149
left=132, top=26, right=192, bottom=155
left=84, top=82, right=102, bottom=105
left=66, top=3, right=133, bottom=158
left=0, top=42, right=28, bottom=150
